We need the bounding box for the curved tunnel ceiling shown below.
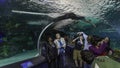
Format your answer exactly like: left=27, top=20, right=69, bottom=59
left=12, top=0, right=120, bottom=37
left=13, top=0, right=120, bottom=18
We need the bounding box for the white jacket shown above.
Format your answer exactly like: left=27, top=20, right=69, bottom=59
left=54, top=37, right=66, bottom=54
left=82, top=32, right=92, bottom=50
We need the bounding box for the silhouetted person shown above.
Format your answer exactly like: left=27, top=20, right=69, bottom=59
left=46, top=37, right=57, bottom=68
left=81, top=50, right=95, bottom=68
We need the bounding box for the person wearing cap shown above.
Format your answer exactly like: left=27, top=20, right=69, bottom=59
left=77, top=32, right=92, bottom=50
left=72, top=34, right=84, bottom=68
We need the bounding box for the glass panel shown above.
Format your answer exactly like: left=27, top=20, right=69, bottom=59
left=0, top=0, right=120, bottom=67
left=0, top=0, right=52, bottom=67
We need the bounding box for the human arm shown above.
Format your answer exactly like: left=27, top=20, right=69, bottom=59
left=72, top=37, right=79, bottom=43
left=54, top=40, right=60, bottom=49
left=61, top=38, right=66, bottom=49
left=89, top=42, right=108, bottom=55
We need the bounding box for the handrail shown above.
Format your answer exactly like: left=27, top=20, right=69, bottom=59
left=37, top=22, right=54, bottom=55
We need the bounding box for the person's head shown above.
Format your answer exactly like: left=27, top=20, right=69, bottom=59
left=97, top=41, right=102, bottom=46
left=77, top=32, right=83, bottom=36
left=77, top=32, right=83, bottom=40
left=91, top=36, right=103, bottom=46
left=81, top=50, right=95, bottom=64
left=80, top=35, right=83, bottom=40
left=87, top=35, right=93, bottom=44
left=104, top=37, right=110, bottom=43
left=48, top=37, right=53, bottom=42
left=92, top=41, right=98, bottom=47
left=56, top=33, right=61, bottom=39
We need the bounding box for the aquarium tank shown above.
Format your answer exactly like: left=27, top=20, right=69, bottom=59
left=0, top=0, right=120, bottom=68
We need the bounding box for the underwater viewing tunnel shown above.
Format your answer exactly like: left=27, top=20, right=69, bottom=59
left=0, top=0, right=120, bottom=68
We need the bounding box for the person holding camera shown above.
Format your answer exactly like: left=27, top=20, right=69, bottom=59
left=72, top=33, right=84, bottom=68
